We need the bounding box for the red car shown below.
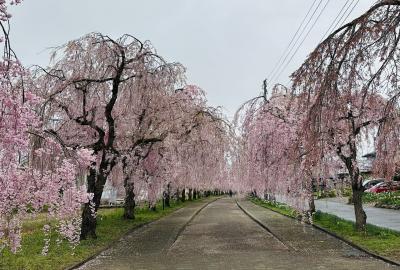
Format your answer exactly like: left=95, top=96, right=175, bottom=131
left=365, top=181, right=400, bottom=193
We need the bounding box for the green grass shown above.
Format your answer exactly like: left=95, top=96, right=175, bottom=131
left=313, top=211, right=400, bottom=261
left=250, top=197, right=298, bottom=218
left=0, top=198, right=207, bottom=270
left=251, top=197, right=400, bottom=262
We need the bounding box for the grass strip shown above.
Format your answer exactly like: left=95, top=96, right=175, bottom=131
left=250, top=197, right=400, bottom=262
left=0, top=198, right=209, bottom=270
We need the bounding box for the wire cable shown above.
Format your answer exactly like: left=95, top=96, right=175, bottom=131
left=319, top=0, right=352, bottom=42
left=272, top=0, right=331, bottom=84
left=269, top=0, right=324, bottom=83
left=336, top=0, right=360, bottom=29
left=266, top=0, right=318, bottom=81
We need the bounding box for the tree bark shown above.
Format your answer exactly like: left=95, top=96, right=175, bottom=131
left=338, top=135, right=367, bottom=231
left=80, top=167, right=106, bottom=239
left=123, top=181, right=135, bottom=219
left=149, top=203, right=157, bottom=211
left=193, top=189, right=197, bottom=200
left=165, top=184, right=171, bottom=207
left=352, top=185, right=367, bottom=230
left=80, top=153, right=115, bottom=240
left=308, top=196, right=315, bottom=213
left=307, top=181, right=315, bottom=213
left=350, top=146, right=367, bottom=231
left=181, top=188, right=185, bottom=202
left=122, top=157, right=135, bottom=219
left=188, top=188, right=193, bottom=201
left=80, top=203, right=97, bottom=240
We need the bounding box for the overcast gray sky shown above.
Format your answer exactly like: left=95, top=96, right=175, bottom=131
left=10, top=0, right=375, bottom=118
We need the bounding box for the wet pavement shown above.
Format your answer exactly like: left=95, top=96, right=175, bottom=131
left=77, top=197, right=398, bottom=270
left=315, top=198, right=400, bottom=232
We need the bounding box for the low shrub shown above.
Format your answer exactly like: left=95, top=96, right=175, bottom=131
left=314, top=189, right=337, bottom=199
left=363, top=191, right=400, bottom=206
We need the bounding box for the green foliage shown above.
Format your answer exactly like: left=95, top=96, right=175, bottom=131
left=363, top=191, right=400, bottom=206
left=342, top=187, right=352, bottom=197
left=314, top=189, right=337, bottom=199
left=363, top=192, right=381, bottom=203
left=0, top=199, right=198, bottom=270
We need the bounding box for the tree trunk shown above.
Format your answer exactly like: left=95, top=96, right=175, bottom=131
left=81, top=203, right=97, bottom=240
left=352, top=187, right=366, bottom=230
left=351, top=157, right=367, bottom=231
left=80, top=154, right=115, bottom=240
left=181, top=188, right=185, bottom=202
left=308, top=196, right=315, bottom=214
left=123, top=181, right=135, bottom=219
left=165, top=184, right=171, bottom=207
left=307, top=181, right=315, bottom=213
left=193, top=189, right=197, bottom=200
left=149, top=203, right=157, bottom=211
left=340, top=137, right=367, bottom=231
left=122, top=157, right=135, bottom=219
left=188, top=188, right=193, bottom=201
left=80, top=167, right=104, bottom=239
left=175, top=188, right=180, bottom=202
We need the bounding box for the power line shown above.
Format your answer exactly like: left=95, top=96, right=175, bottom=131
left=319, top=0, right=359, bottom=45
left=273, top=0, right=331, bottom=85
left=336, top=0, right=360, bottom=29
left=285, top=0, right=359, bottom=86
left=269, top=0, right=324, bottom=83
left=320, top=0, right=352, bottom=42
left=326, top=0, right=355, bottom=38
left=266, top=0, right=318, bottom=81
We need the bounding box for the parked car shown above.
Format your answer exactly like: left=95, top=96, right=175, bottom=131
left=365, top=181, right=400, bottom=193
left=362, top=178, right=384, bottom=190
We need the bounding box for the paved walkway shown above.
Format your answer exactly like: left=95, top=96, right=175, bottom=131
left=315, top=198, right=400, bottom=231
left=77, top=198, right=397, bottom=270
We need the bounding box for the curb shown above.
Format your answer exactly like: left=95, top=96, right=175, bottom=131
left=248, top=199, right=400, bottom=267
left=65, top=220, right=153, bottom=270
left=66, top=197, right=218, bottom=270
left=236, top=200, right=291, bottom=251
left=169, top=197, right=221, bottom=249
left=312, top=222, right=400, bottom=267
